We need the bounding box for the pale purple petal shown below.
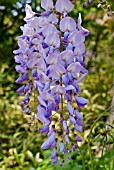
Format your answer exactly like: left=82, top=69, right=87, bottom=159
left=52, top=156, right=58, bottom=164
left=40, top=23, right=58, bottom=37
left=74, top=135, right=82, bottom=142
left=15, top=65, right=28, bottom=73
left=74, top=43, right=86, bottom=56
left=50, top=64, right=66, bottom=80
left=45, top=33, right=60, bottom=48
left=60, top=17, right=76, bottom=32
left=16, top=85, right=25, bottom=93
left=55, top=0, right=72, bottom=13
left=78, top=13, right=82, bottom=29
left=37, top=58, right=46, bottom=71
left=76, top=120, right=84, bottom=127
left=41, top=0, right=54, bottom=11
left=20, top=25, right=34, bottom=36
left=27, top=58, right=37, bottom=69
left=74, top=124, right=83, bottom=133
left=70, top=115, right=76, bottom=124
left=75, top=96, right=88, bottom=108
left=75, top=110, right=83, bottom=120
left=40, top=124, right=49, bottom=134
left=67, top=62, right=81, bottom=74
left=38, top=96, right=47, bottom=107
left=63, top=120, right=68, bottom=131
left=51, top=148, right=57, bottom=159
left=46, top=53, right=61, bottom=65
left=15, top=73, right=28, bottom=83
left=60, top=50, right=74, bottom=64
left=67, top=102, right=74, bottom=115
left=48, top=13, right=58, bottom=24
left=65, top=134, right=70, bottom=144
left=75, top=73, right=87, bottom=83
left=68, top=31, right=85, bottom=46
left=24, top=4, right=36, bottom=21
left=65, top=85, right=75, bottom=91
left=60, top=141, right=64, bottom=152
left=52, top=85, right=65, bottom=94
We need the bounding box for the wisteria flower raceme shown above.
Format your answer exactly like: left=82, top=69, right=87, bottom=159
left=14, top=0, right=89, bottom=166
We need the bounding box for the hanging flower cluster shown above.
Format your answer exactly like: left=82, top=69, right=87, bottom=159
left=14, top=0, right=89, bottom=166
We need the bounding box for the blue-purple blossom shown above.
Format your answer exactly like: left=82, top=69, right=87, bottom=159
left=14, top=0, right=89, bottom=165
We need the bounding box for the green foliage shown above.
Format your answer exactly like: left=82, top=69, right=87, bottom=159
left=0, top=0, right=114, bottom=169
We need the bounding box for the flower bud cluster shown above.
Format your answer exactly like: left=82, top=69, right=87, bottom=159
left=14, top=0, right=89, bottom=165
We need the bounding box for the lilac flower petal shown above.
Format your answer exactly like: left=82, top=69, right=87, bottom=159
left=45, top=111, right=52, bottom=118
left=74, top=43, right=86, bottom=56
left=74, top=124, right=83, bottom=133
left=51, top=148, right=57, bottom=159
left=52, top=85, right=65, bottom=94
left=15, top=65, right=28, bottom=73
left=60, top=50, right=74, bottom=64
left=20, top=25, right=34, bottom=36
left=38, top=70, right=50, bottom=83
left=75, top=110, right=83, bottom=120
left=37, top=58, right=46, bottom=72
left=41, top=0, right=54, bottom=11
left=38, top=96, right=47, bottom=107
left=75, top=96, right=88, bottom=108
left=74, top=135, right=82, bottom=142
left=45, top=33, right=60, bottom=48
left=40, top=23, right=58, bottom=37
left=81, top=27, right=89, bottom=36
left=65, top=85, right=75, bottom=91
left=68, top=31, right=85, bottom=46
left=67, top=62, right=81, bottom=74
left=15, top=73, right=28, bottom=83
left=63, top=120, right=68, bottom=131
left=27, top=58, right=37, bottom=69
left=55, top=0, right=72, bottom=13
left=52, top=156, right=58, bottom=164
left=65, top=134, right=70, bottom=144
left=70, top=115, right=76, bottom=124
left=16, top=85, right=25, bottom=93
left=62, top=74, right=69, bottom=85
left=60, top=17, right=76, bottom=32
left=41, top=132, right=55, bottom=149
left=40, top=124, right=49, bottom=134
left=67, top=102, right=74, bottom=115
left=24, top=4, right=36, bottom=21
left=75, top=73, right=87, bottom=83
left=60, top=141, right=64, bottom=152
left=46, top=53, right=60, bottom=65
left=37, top=111, right=50, bottom=125
left=41, top=90, right=55, bottom=102
left=32, top=68, right=37, bottom=77
left=48, top=13, right=58, bottom=24
left=78, top=13, right=82, bottom=29
left=50, top=64, right=66, bottom=80
left=41, top=11, right=51, bottom=16
left=24, top=83, right=30, bottom=93
left=76, top=120, right=84, bottom=127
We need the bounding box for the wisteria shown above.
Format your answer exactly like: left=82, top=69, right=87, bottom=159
left=14, top=0, right=89, bottom=166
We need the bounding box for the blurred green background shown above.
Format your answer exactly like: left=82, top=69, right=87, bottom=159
left=0, top=0, right=114, bottom=169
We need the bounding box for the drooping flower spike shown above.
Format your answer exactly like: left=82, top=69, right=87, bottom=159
left=14, top=0, right=89, bottom=166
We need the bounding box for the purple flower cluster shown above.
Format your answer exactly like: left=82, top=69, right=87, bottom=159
left=14, top=0, right=89, bottom=165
